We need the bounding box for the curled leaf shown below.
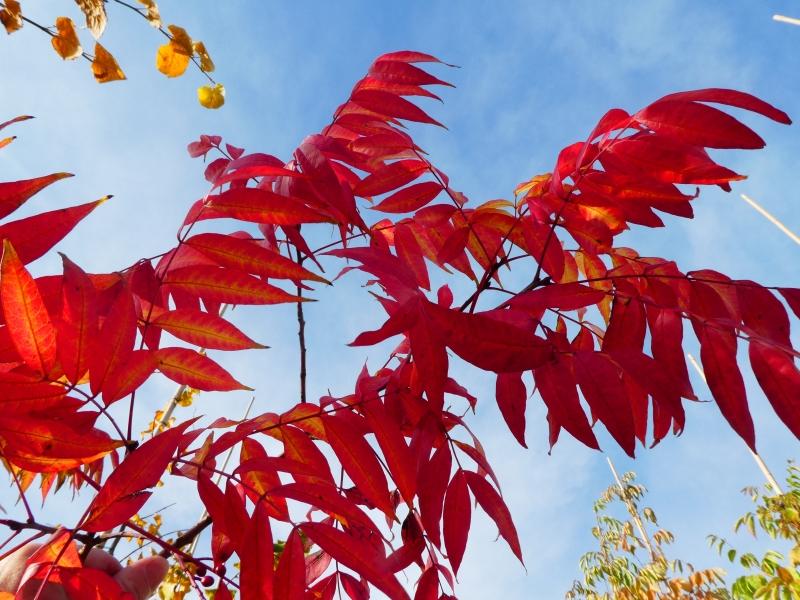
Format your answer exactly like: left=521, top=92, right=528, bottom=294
left=167, top=24, right=193, bottom=54
left=74, top=0, right=106, bottom=39
left=0, top=0, right=22, bottom=34
left=137, top=0, right=161, bottom=27
left=51, top=17, right=82, bottom=60
left=193, top=41, right=214, bottom=72
left=92, top=42, right=125, bottom=83
left=198, top=83, right=225, bottom=109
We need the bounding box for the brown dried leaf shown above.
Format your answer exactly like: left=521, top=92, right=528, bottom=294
left=193, top=41, right=214, bottom=73
left=74, top=0, right=106, bottom=39
left=137, top=0, right=161, bottom=28
left=0, top=0, right=22, bottom=34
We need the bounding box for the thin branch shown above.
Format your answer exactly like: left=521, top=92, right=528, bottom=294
left=295, top=246, right=308, bottom=403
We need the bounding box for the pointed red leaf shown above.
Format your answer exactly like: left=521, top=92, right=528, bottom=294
left=657, top=88, right=791, bottom=124
left=0, top=240, right=57, bottom=376
left=89, top=282, right=136, bottom=396
left=354, top=160, right=428, bottom=197
left=463, top=471, right=523, bottom=563
left=418, top=443, right=451, bottom=548
left=351, top=89, right=444, bottom=127
left=155, top=347, right=250, bottom=391
left=0, top=172, right=72, bottom=220
left=101, top=349, right=157, bottom=405
left=362, top=399, right=417, bottom=504
left=495, top=372, right=527, bottom=448
left=0, top=197, right=108, bottom=264
left=153, top=308, right=266, bottom=350
left=443, top=470, right=470, bottom=575
left=749, top=342, right=800, bottom=439
left=56, top=255, right=98, bottom=384
left=240, top=500, right=275, bottom=600
left=205, top=187, right=334, bottom=225
left=164, top=265, right=305, bottom=305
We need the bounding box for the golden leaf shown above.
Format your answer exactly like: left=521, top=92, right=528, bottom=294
left=51, top=16, right=82, bottom=60
left=73, top=0, right=106, bottom=39
left=166, top=24, right=193, bottom=55
left=197, top=83, right=225, bottom=109
left=91, top=42, right=126, bottom=83
left=137, top=0, right=161, bottom=28
left=193, top=41, right=214, bottom=73
left=156, top=42, right=190, bottom=78
left=0, top=0, right=22, bottom=34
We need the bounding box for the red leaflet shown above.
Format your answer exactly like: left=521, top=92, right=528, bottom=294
left=322, top=413, right=394, bottom=518
left=0, top=197, right=108, bottom=264
left=212, top=164, right=303, bottom=188
left=698, top=326, right=755, bottom=450
left=394, top=223, right=431, bottom=290
left=369, top=59, right=453, bottom=87
left=656, top=88, right=791, bottom=124
left=88, top=282, right=136, bottom=396
left=602, top=294, right=646, bottom=352
left=266, top=481, right=374, bottom=530
left=155, top=347, right=251, bottom=391
left=340, top=573, right=370, bottom=600
left=354, top=160, right=428, bottom=197
left=417, top=442, right=452, bottom=548
left=351, top=89, right=444, bottom=127
left=443, top=470, right=471, bottom=576
left=635, top=100, right=765, bottom=149
left=0, top=415, right=121, bottom=472
left=415, top=567, right=439, bottom=600
left=301, top=522, right=410, bottom=600
left=153, top=308, right=266, bottom=350
left=495, top=372, right=528, bottom=448
left=0, top=172, right=72, bottom=220
left=82, top=421, right=193, bottom=532
left=0, top=241, right=57, bottom=376
left=372, top=181, right=444, bottom=213
left=506, top=283, right=606, bottom=314
left=239, top=438, right=290, bottom=520
left=197, top=475, right=236, bottom=564
left=205, top=187, right=334, bottom=225
left=361, top=399, right=417, bottom=504
left=101, top=349, right=157, bottom=405
left=185, top=232, right=329, bottom=284
left=376, top=50, right=449, bottom=64
left=240, top=500, right=275, bottom=600
left=778, top=287, right=800, bottom=319
left=56, top=255, right=98, bottom=384
left=574, top=351, right=635, bottom=456
left=749, top=342, right=800, bottom=439
left=463, top=471, right=523, bottom=563
left=163, top=265, right=305, bottom=305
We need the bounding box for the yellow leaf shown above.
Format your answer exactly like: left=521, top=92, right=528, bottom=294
left=166, top=24, right=193, bottom=55
left=91, top=42, right=126, bottom=83
left=193, top=41, right=214, bottom=73
left=51, top=16, right=82, bottom=60
left=156, top=42, right=190, bottom=78
left=74, top=0, right=106, bottom=39
left=137, top=0, right=161, bottom=28
left=197, top=83, right=225, bottom=109
left=0, top=0, right=22, bottom=34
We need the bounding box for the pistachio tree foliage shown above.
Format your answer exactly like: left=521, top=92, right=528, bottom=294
left=0, top=51, right=797, bottom=599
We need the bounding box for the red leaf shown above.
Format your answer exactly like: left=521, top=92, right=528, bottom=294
left=101, top=349, right=157, bottom=405
left=699, top=326, right=755, bottom=450
left=463, top=471, right=523, bottom=563
left=238, top=439, right=289, bottom=520
left=749, top=342, right=800, bottom=439
left=301, top=522, right=410, bottom=600
left=0, top=197, right=108, bottom=264
left=417, top=443, right=451, bottom=548
left=88, top=282, right=136, bottom=396
left=0, top=241, right=57, bottom=376
left=153, top=308, right=266, bottom=350
left=656, top=88, right=791, bottom=125
left=443, top=470, right=470, bottom=575
left=274, top=528, right=307, bottom=600
left=635, top=100, right=765, bottom=149
left=495, top=372, right=527, bottom=448
left=156, top=347, right=250, bottom=391
left=372, top=182, right=443, bottom=213
left=362, top=399, right=417, bottom=504
left=507, top=283, right=606, bottom=314
left=414, top=567, right=439, bottom=600
left=574, top=351, right=635, bottom=456
left=240, top=500, right=275, bottom=600
left=351, top=89, right=444, bottom=127
left=185, top=232, right=329, bottom=284
left=56, top=255, right=98, bottom=385
left=778, top=288, right=800, bottom=319
left=164, top=265, right=305, bottom=305
left=205, top=187, right=333, bottom=225
left=0, top=172, right=72, bottom=220
left=354, top=160, right=428, bottom=197
left=83, top=420, right=193, bottom=532
left=323, top=413, right=394, bottom=518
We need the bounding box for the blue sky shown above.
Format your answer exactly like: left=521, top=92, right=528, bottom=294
left=1, top=1, right=799, bottom=598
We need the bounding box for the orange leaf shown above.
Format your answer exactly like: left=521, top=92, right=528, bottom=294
left=51, top=16, right=82, bottom=60
left=0, top=241, right=57, bottom=375
left=92, top=42, right=125, bottom=83
left=0, top=0, right=22, bottom=34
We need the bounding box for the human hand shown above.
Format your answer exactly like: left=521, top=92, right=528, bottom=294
left=0, top=543, right=168, bottom=600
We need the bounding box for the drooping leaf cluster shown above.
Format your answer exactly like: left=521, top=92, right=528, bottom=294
left=0, top=52, right=797, bottom=599
left=0, top=0, right=224, bottom=108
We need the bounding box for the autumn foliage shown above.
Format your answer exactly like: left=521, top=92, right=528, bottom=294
left=0, top=51, right=797, bottom=599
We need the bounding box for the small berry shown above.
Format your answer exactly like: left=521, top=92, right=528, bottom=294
left=201, top=575, right=214, bottom=587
